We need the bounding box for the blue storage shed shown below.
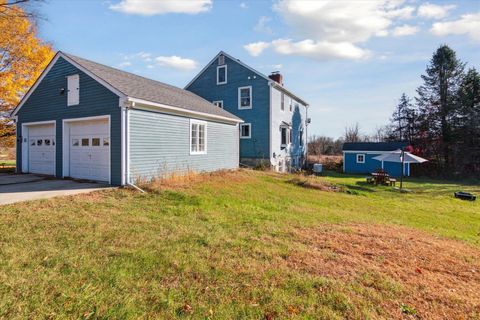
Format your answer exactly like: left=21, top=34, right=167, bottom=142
left=342, top=142, right=410, bottom=177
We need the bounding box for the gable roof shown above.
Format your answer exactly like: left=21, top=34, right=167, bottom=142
left=185, top=51, right=309, bottom=106
left=343, top=142, right=409, bottom=152
left=12, top=52, right=242, bottom=122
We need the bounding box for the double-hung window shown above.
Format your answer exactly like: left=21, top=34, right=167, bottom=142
left=217, top=65, right=227, bottom=85
left=240, top=123, right=251, bottom=139
left=238, top=86, right=252, bottom=109
left=190, top=120, right=207, bottom=154
left=281, top=126, right=289, bottom=147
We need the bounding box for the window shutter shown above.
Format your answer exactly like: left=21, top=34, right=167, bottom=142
left=67, top=74, right=80, bottom=106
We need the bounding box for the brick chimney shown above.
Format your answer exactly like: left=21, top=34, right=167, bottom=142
left=268, top=71, right=283, bottom=85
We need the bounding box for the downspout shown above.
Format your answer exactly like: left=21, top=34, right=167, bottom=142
left=124, top=100, right=145, bottom=193
left=305, top=105, right=308, bottom=169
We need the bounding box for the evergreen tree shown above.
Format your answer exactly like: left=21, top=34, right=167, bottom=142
left=455, top=68, right=480, bottom=175
left=390, top=93, right=416, bottom=144
left=416, top=45, right=465, bottom=172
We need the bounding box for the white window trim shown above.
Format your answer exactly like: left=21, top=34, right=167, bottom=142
left=280, top=126, right=290, bottom=148
left=213, top=100, right=224, bottom=108
left=240, top=123, right=251, bottom=139
left=217, top=65, right=227, bottom=85
left=356, top=154, right=365, bottom=163
left=238, top=86, right=252, bottom=110
left=190, top=119, right=207, bottom=155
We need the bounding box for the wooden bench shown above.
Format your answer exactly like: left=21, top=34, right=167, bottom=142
left=389, top=178, right=397, bottom=186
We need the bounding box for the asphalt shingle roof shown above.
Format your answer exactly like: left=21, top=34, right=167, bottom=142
left=342, top=142, right=409, bottom=151
left=63, top=52, right=241, bottom=121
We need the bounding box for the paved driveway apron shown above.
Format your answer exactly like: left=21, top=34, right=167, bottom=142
left=0, top=174, right=110, bottom=205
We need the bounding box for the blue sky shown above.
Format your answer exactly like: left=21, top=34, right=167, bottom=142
left=35, top=0, right=479, bottom=138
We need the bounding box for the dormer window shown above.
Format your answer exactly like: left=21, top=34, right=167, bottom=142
left=217, top=65, right=227, bottom=85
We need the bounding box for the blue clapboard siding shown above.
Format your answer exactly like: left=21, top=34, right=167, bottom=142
left=129, top=109, right=239, bottom=180
left=344, top=152, right=409, bottom=177
left=186, top=55, right=270, bottom=159
left=16, top=57, right=122, bottom=185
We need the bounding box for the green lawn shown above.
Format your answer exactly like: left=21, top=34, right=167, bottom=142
left=0, top=170, right=479, bottom=319
left=0, top=159, right=15, bottom=167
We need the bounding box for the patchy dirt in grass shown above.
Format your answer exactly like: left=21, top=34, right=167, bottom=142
left=287, top=224, right=480, bottom=319
left=287, top=177, right=342, bottom=192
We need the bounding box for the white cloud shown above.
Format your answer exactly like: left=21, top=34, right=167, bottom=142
left=240, top=2, right=248, bottom=9
left=270, top=39, right=371, bottom=60
left=430, top=12, right=480, bottom=42
left=155, top=56, right=198, bottom=71
left=274, top=0, right=414, bottom=43
left=392, top=24, right=419, bottom=37
left=245, top=39, right=371, bottom=60
left=245, top=0, right=418, bottom=60
left=244, top=42, right=271, bottom=56
left=417, top=3, right=455, bottom=19
left=110, top=0, right=212, bottom=15
left=254, top=16, right=273, bottom=34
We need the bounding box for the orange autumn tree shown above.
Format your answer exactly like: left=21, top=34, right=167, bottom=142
left=0, top=0, right=54, bottom=147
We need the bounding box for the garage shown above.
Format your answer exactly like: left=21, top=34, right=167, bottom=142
left=64, top=117, right=110, bottom=183
left=25, top=123, right=56, bottom=175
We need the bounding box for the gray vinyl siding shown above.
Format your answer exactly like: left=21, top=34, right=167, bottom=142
left=16, top=57, right=122, bottom=185
left=129, top=109, right=239, bottom=181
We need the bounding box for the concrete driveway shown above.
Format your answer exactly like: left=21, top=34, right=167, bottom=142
left=0, top=173, right=110, bottom=205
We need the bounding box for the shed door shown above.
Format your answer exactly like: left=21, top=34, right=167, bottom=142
left=28, top=124, right=55, bottom=175
left=69, top=119, right=109, bottom=182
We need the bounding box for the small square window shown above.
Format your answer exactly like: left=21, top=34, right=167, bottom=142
left=240, top=123, right=251, bottom=139
left=81, top=138, right=89, bottom=146
left=356, top=154, right=365, bottom=163
left=103, top=138, right=110, bottom=146
left=213, top=100, right=223, bottom=108
left=30, top=139, right=36, bottom=146
left=92, top=138, right=100, bottom=146
left=37, top=139, right=43, bottom=146
left=72, top=139, right=79, bottom=146
left=44, top=139, right=51, bottom=146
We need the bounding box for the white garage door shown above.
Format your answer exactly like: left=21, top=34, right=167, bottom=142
left=28, top=124, right=55, bottom=175
left=69, top=119, right=110, bottom=182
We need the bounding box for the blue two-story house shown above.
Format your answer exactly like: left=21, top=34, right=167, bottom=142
left=185, top=51, right=310, bottom=172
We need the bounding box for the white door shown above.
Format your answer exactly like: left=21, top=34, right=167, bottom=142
left=69, top=119, right=109, bottom=182
left=28, top=124, right=55, bottom=175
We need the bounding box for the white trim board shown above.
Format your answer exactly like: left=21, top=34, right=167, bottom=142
left=128, top=97, right=243, bottom=124
left=11, top=52, right=126, bottom=117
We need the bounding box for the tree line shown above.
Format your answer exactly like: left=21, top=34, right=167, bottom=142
left=383, top=45, right=479, bottom=177
left=309, top=45, right=479, bottom=178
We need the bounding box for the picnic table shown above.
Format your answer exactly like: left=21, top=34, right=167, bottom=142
left=368, top=170, right=397, bottom=186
